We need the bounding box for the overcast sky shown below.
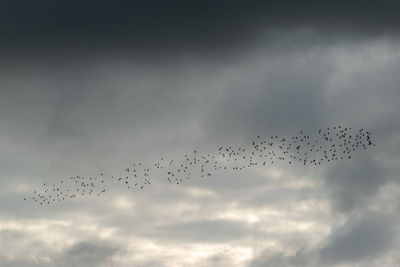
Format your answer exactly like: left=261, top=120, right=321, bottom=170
left=1, top=1, right=400, bottom=267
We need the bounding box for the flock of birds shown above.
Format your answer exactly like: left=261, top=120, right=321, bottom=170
left=26, top=126, right=375, bottom=205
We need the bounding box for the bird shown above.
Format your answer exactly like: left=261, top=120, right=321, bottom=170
left=28, top=125, right=375, bottom=205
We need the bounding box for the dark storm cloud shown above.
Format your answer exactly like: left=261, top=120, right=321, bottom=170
left=1, top=0, right=400, bottom=54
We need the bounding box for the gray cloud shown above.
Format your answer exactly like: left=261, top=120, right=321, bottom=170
left=248, top=248, right=316, bottom=267
left=204, top=45, right=332, bottom=141
left=1, top=17, right=400, bottom=267
left=323, top=155, right=388, bottom=213
left=248, top=211, right=399, bottom=267
left=319, top=212, right=397, bottom=264
left=195, top=252, right=237, bottom=267
left=149, top=219, right=263, bottom=243
left=2, top=1, right=400, bottom=53
left=0, top=234, right=120, bottom=267
left=55, top=239, right=120, bottom=267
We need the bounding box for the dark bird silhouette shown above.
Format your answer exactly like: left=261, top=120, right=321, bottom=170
left=28, top=125, right=375, bottom=205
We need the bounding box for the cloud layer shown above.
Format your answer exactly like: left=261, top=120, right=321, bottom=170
left=1, top=3, right=400, bottom=266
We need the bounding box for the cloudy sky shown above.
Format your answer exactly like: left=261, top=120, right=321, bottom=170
left=1, top=1, right=400, bottom=266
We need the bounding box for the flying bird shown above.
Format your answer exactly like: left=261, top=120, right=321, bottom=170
left=27, top=126, right=376, bottom=205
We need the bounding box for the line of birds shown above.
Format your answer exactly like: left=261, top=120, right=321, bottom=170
left=25, top=126, right=375, bottom=205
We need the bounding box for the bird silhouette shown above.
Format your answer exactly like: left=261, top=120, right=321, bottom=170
left=26, top=126, right=376, bottom=205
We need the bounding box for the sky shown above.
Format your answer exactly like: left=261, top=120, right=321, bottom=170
left=1, top=1, right=400, bottom=266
